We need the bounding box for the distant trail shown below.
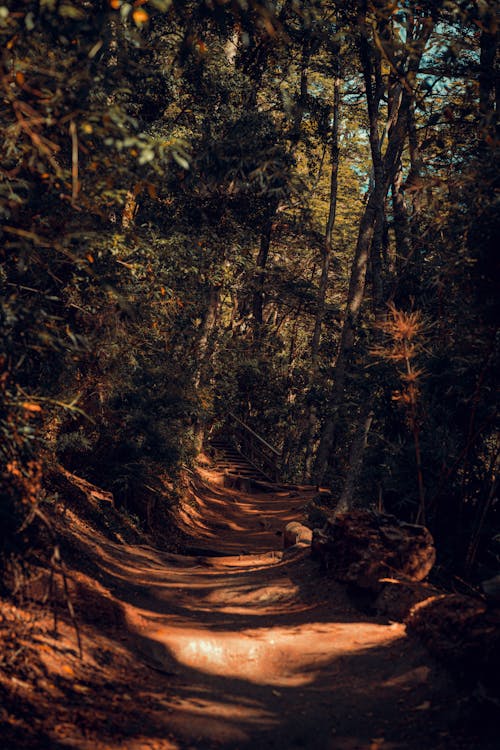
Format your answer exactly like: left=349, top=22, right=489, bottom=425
left=87, top=461, right=467, bottom=750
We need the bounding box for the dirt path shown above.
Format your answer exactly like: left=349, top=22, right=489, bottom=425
left=2, top=464, right=482, bottom=749
left=68, top=466, right=477, bottom=750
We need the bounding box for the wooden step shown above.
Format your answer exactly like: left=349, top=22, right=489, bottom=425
left=209, top=438, right=272, bottom=486
left=216, top=463, right=255, bottom=470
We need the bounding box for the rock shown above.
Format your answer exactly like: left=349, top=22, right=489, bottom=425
left=482, top=574, right=500, bottom=604
left=311, top=527, right=329, bottom=558
left=284, top=521, right=313, bottom=549
left=375, top=578, right=440, bottom=621
left=406, top=594, right=500, bottom=698
left=306, top=502, right=330, bottom=529
left=311, top=510, right=435, bottom=593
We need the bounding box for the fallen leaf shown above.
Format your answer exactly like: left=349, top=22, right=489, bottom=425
left=132, top=8, right=148, bottom=24
left=73, top=684, right=90, bottom=693
left=414, top=701, right=431, bottom=710
left=21, top=402, right=42, bottom=412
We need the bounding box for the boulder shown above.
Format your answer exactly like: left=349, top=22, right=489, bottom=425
left=375, top=578, right=440, bottom=621
left=406, top=594, right=500, bottom=698
left=482, top=574, right=500, bottom=604
left=311, top=510, right=435, bottom=593
left=284, top=521, right=312, bottom=549
left=306, top=497, right=335, bottom=529
left=311, top=526, right=330, bottom=558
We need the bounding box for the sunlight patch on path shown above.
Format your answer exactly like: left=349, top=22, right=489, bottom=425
left=142, top=621, right=405, bottom=687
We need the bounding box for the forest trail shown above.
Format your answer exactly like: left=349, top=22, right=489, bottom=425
left=27, top=456, right=477, bottom=750
left=2, top=5, right=497, bottom=749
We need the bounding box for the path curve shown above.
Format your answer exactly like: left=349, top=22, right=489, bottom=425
left=70, top=463, right=468, bottom=750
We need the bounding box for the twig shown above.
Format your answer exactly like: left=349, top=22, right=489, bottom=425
left=69, top=119, right=79, bottom=207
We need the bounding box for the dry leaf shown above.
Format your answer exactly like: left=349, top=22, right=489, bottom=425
left=21, top=402, right=42, bottom=412
left=132, top=8, right=148, bottom=24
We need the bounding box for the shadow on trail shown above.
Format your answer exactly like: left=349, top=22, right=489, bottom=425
left=45, top=631, right=457, bottom=750
left=49, top=466, right=481, bottom=749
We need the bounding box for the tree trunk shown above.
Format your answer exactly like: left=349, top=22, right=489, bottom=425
left=312, top=189, right=382, bottom=483
left=312, top=16, right=433, bottom=486
left=392, top=162, right=412, bottom=269
left=196, top=285, right=220, bottom=380
left=337, top=401, right=374, bottom=512
left=252, top=219, right=273, bottom=330
left=311, top=73, right=341, bottom=366
left=370, top=203, right=386, bottom=309
left=193, top=285, right=221, bottom=450
left=290, top=38, right=310, bottom=152
left=479, top=23, right=497, bottom=131
left=302, top=72, right=341, bottom=480
left=312, top=30, right=385, bottom=484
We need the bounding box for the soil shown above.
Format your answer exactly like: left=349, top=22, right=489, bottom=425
left=0, top=461, right=495, bottom=750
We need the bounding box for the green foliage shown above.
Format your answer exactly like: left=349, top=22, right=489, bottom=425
left=0, top=0, right=498, bottom=582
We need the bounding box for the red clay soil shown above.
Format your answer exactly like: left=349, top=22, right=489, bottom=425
left=0, top=463, right=494, bottom=750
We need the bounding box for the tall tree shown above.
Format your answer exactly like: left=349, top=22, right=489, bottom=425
left=313, top=4, right=434, bottom=485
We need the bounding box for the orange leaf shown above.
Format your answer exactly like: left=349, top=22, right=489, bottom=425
left=15, top=71, right=25, bottom=86
left=132, top=8, right=148, bottom=24
left=22, top=402, right=42, bottom=412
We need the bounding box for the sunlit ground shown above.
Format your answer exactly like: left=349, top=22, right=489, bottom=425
left=144, top=620, right=404, bottom=686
